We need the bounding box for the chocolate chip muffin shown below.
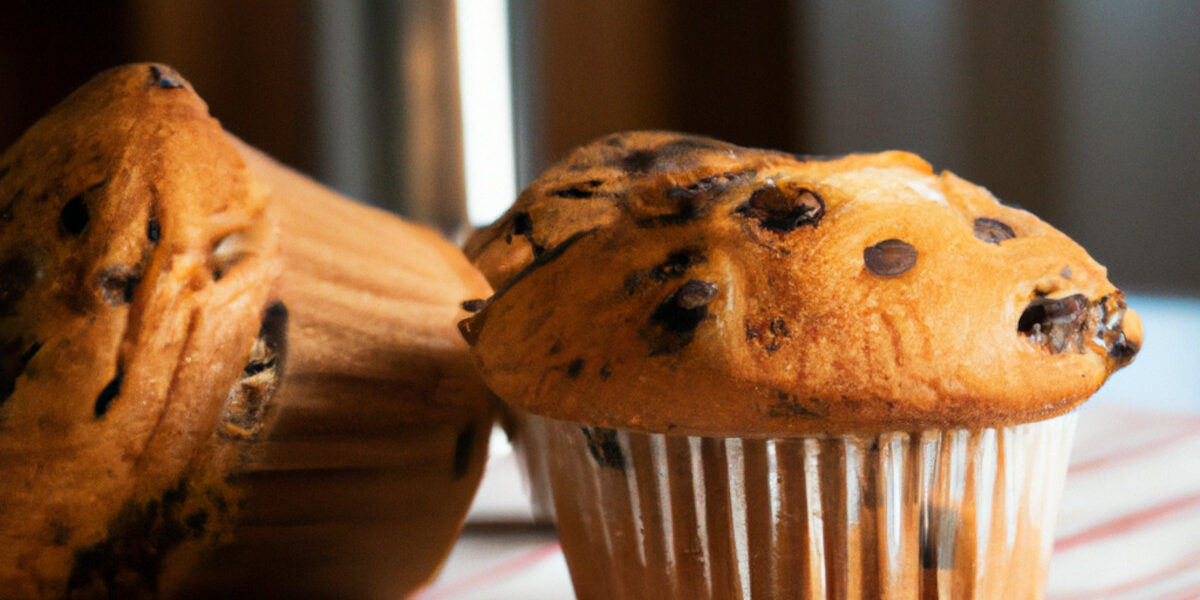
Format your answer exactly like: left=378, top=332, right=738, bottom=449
left=0, top=64, right=493, bottom=599
left=462, top=131, right=1141, bottom=598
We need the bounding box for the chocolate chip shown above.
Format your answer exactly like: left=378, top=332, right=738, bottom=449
left=1, top=339, right=40, bottom=404
left=623, top=249, right=707, bottom=295
left=510, top=211, right=545, bottom=255
left=581, top=426, right=625, bottom=470
left=566, top=358, right=584, bottom=379
left=765, top=392, right=827, bottom=419
left=550, top=185, right=596, bottom=199
left=621, top=150, right=657, bottom=174
left=863, top=239, right=917, bottom=277
left=220, top=302, right=288, bottom=439
left=453, top=424, right=476, bottom=480
left=148, top=65, right=185, bottom=89
left=0, top=252, right=36, bottom=316
left=642, top=280, right=718, bottom=356
left=60, top=194, right=89, bottom=236
left=184, top=511, right=208, bottom=535
left=1018, top=294, right=1090, bottom=353
left=67, top=479, right=216, bottom=596
left=973, top=217, right=1015, bottom=244
left=734, top=184, right=825, bottom=233
left=97, top=265, right=141, bottom=306
left=512, top=212, right=532, bottom=235
left=94, top=370, right=124, bottom=418
left=147, top=219, right=160, bottom=243
left=461, top=299, right=487, bottom=313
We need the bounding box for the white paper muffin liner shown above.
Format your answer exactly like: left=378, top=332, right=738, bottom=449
left=541, top=412, right=1077, bottom=599
left=509, top=409, right=557, bottom=522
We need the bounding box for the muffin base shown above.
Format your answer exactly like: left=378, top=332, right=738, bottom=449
left=545, top=413, right=1077, bottom=599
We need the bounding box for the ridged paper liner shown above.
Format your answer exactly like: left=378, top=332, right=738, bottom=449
left=543, top=412, right=1077, bottom=599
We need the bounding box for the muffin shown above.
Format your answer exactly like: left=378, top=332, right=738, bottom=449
left=461, top=131, right=1141, bottom=598
left=0, top=64, right=493, bottom=599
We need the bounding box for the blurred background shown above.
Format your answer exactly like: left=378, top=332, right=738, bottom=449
left=1, top=0, right=1197, bottom=295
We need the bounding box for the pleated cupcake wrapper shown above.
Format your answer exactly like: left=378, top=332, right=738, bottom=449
left=511, top=409, right=558, bottom=522
left=542, top=412, right=1077, bottom=600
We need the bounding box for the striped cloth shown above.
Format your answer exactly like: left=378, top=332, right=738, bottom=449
left=420, top=403, right=1200, bottom=600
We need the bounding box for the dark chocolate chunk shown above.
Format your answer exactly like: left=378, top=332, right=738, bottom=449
left=621, top=150, right=657, bottom=174
left=67, top=479, right=214, bottom=597
left=734, top=184, right=825, bottom=233
left=2, top=339, right=41, bottom=404
left=60, top=194, right=89, bottom=236
left=765, top=392, right=827, bottom=419
left=52, top=522, right=72, bottom=546
left=453, top=424, right=476, bottom=480
left=623, top=248, right=707, bottom=295
left=97, top=265, right=142, bottom=306
left=510, top=211, right=545, bottom=255
left=0, top=252, right=36, bottom=316
left=863, top=239, right=917, bottom=277
left=148, top=65, right=186, bottom=89
left=147, top=219, right=160, bottom=243
left=1093, top=293, right=1139, bottom=366
left=220, top=302, right=288, bottom=439
left=184, top=511, right=208, bottom=535
left=461, top=298, right=487, bottom=313
left=549, top=184, right=595, bottom=199
left=1018, top=293, right=1089, bottom=353
left=973, top=217, right=1016, bottom=244
left=566, top=358, right=584, bottom=379
left=512, top=212, right=533, bottom=235
left=94, top=370, right=124, bottom=418
left=642, top=280, right=718, bottom=356
left=581, top=426, right=625, bottom=470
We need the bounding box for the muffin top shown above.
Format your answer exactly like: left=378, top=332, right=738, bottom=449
left=0, top=64, right=279, bottom=594
left=462, top=131, right=1142, bottom=436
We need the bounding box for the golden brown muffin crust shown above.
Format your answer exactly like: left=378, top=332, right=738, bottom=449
left=0, top=64, right=279, bottom=597
left=463, top=131, right=1142, bottom=436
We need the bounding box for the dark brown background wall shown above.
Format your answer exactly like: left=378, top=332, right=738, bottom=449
left=3, top=1, right=1196, bottom=293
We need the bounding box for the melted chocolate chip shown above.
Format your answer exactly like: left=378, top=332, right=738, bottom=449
left=148, top=65, right=186, bottom=89
left=60, top=194, right=89, bottom=236
left=621, top=150, right=657, bottom=174
left=550, top=184, right=597, bottom=198
left=453, top=424, right=476, bottom=480
left=461, top=299, right=487, bottom=313
left=97, top=265, right=141, bottom=306
left=66, top=480, right=213, bottom=597
left=642, top=280, right=718, bottom=356
left=1018, top=294, right=1089, bottom=353
left=220, top=302, right=288, bottom=439
left=973, top=217, right=1016, bottom=244
left=734, top=184, right=825, bottom=233
left=765, top=392, right=827, bottom=419
left=0, top=252, right=36, bottom=316
left=510, top=211, right=545, bottom=255
left=566, top=358, right=584, bottom=379
left=863, top=239, right=917, bottom=277
left=94, top=370, right=124, bottom=418
left=1, top=339, right=41, bottom=404
left=624, top=249, right=707, bottom=295
left=581, top=426, right=625, bottom=470
left=147, top=219, right=160, bottom=243
left=746, top=317, right=790, bottom=353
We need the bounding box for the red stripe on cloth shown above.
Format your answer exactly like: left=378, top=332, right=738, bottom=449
left=1070, top=420, right=1200, bottom=475
left=1049, top=552, right=1200, bottom=600
left=1055, top=491, right=1200, bottom=552
left=1156, top=582, right=1200, bottom=600
left=416, top=541, right=562, bottom=600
